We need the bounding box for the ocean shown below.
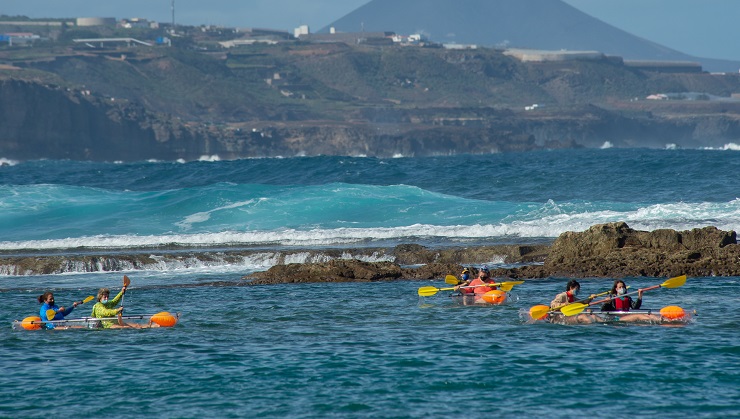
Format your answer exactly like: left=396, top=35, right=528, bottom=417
left=1, top=148, right=739, bottom=418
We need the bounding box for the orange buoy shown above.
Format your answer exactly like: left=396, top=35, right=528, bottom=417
left=21, top=316, right=42, bottom=330
left=482, top=289, right=506, bottom=304
left=529, top=305, right=550, bottom=321
left=660, top=306, right=686, bottom=320
left=150, top=312, right=178, bottom=327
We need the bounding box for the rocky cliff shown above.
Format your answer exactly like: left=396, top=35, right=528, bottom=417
left=3, top=43, right=740, bottom=161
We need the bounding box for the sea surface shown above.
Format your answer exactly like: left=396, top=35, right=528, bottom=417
left=1, top=149, right=739, bottom=418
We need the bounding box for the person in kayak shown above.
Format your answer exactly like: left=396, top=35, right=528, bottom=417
left=601, top=280, right=642, bottom=311
left=90, top=285, right=133, bottom=328
left=601, top=280, right=660, bottom=322
left=550, top=280, right=594, bottom=309
left=459, top=267, right=470, bottom=284
left=549, top=280, right=598, bottom=323
left=38, top=292, right=82, bottom=329
left=454, top=265, right=498, bottom=303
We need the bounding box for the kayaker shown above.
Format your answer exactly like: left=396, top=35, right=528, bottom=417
left=38, top=292, right=82, bottom=330
left=601, top=280, right=642, bottom=311
left=459, top=267, right=470, bottom=284
left=550, top=280, right=594, bottom=310
left=453, top=267, right=473, bottom=289
left=454, top=265, right=499, bottom=304
left=549, top=280, right=599, bottom=324
left=90, top=286, right=127, bottom=328
left=455, top=265, right=498, bottom=293
left=600, top=280, right=660, bottom=322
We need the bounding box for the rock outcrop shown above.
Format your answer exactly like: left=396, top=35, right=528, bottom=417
left=2, top=222, right=737, bottom=282
left=540, top=222, right=740, bottom=278
left=242, top=222, right=740, bottom=285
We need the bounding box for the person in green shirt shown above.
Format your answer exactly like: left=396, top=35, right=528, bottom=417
left=90, top=286, right=127, bottom=328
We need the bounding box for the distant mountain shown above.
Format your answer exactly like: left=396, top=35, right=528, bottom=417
left=321, top=0, right=740, bottom=72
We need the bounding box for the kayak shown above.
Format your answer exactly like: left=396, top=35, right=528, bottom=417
left=524, top=306, right=694, bottom=325
left=449, top=289, right=513, bottom=306
left=12, top=312, right=180, bottom=330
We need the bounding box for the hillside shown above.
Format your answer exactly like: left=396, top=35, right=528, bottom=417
left=323, top=0, right=740, bottom=72
left=2, top=38, right=740, bottom=161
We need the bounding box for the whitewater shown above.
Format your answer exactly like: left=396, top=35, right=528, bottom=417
left=1, top=148, right=739, bottom=255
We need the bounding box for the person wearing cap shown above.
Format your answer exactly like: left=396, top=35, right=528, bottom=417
left=455, top=265, right=498, bottom=302
left=459, top=268, right=470, bottom=284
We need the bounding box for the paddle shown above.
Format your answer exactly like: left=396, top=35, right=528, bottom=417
left=418, top=280, right=524, bottom=297
left=445, top=275, right=460, bottom=285
left=528, top=286, right=631, bottom=320
left=118, top=275, right=131, bottom=326
left=45, top=295, right=94, bottom=320
left=561, top=275, right=687, bottom=317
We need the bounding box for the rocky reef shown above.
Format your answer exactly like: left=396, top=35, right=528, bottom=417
left=2, top=222, right=738, bottom=283
left=244, top=222, right=740, bottom=285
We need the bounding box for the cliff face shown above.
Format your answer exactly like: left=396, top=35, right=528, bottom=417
left=0, top=79, right=192, bottom=160
left=3, top=43, right=740, bottom=161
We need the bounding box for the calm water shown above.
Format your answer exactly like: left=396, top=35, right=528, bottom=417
left=1, top=273, right=738, bottom=418
left=1, top=149, right=740, bottom=417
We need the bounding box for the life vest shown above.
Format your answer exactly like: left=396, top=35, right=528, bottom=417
left=566, top=291, right=575, bottom=303
left=614, top=296, right=630, bottom=311
left=470, top=278, right=497, bottom=294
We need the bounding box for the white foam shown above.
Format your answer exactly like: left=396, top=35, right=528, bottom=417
left=0, top=157, right=19, bottom=166
left=700, top=143, right=740, bottom=151
left=2, top=200, right=740, bottom=250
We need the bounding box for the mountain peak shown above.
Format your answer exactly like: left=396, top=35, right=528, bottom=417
left=321, top=0, right=706, bottom=65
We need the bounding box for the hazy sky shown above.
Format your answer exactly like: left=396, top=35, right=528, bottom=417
left=2, top=0, right=739, bottom=61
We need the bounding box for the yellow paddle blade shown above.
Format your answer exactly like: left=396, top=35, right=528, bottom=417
left=418, top=286, right=441, bottom=297
left=83, top=295, right=94, bottom=304
left=506, top=280, right=525, bottom=286
left=445, top=275, right=459, bottom=285
left=561, top=302, right=589, bottom=317
left=529, top=305, right=550, bottom=320
left=45, top=309, right=57, bottom=320
left=495, top=281, right=523, bottom=292
left=662, top=275, right=686, bottom=289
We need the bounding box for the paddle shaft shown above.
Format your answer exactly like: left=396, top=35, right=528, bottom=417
left=530, top=286, right=630, bottom=320
left=589, top=284, right=657, bottom=307
left=45, top=296, right=94, bottom=320
left=118, top=276, right=131, bottom=326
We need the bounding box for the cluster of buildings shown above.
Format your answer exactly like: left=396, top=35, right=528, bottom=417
left=0, top=17, right=714, bottom=76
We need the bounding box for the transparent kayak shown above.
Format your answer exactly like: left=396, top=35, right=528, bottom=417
left=523, top=306, right=695, bottom=325
left=12, top=312, right=180, bottom=330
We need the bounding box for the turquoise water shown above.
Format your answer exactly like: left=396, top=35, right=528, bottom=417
left=2, top=148, right=740, bottom=417
left=1, top=149, right=740, bottom=250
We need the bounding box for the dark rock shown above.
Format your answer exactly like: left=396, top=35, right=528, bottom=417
left=543, top=222, right=740, bottom=278
left=3, top=222, right=739, bottom=282
left=246, top=260, right=404, bottom=285
left=243, top=222, right=740, bottom=285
